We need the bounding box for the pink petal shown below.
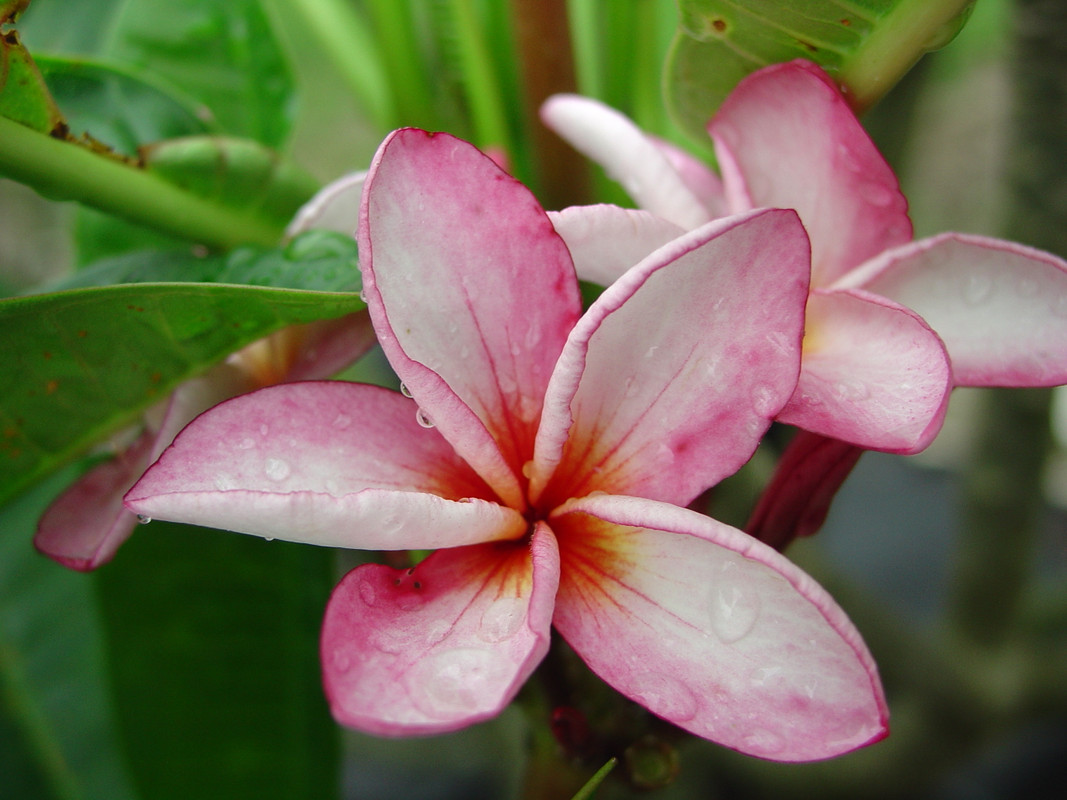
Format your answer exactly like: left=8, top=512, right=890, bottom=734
left=547, top=205, right=686, bottom=287
left=531, top=209, right=809, bottom=508
left=550, top=493, right=888, bottom=761
left=839, top=232, right=1067, bottom=387
left=34, top=432, right=155, bottom=571
left=540, top=94, right=716, bottom=229
left=257, top=313, right=377, bottom=383
left=125, top=382, right=526, bottom=549
left=359, top=129, right=582, bottom=509
left=779, top=289, right=952, bottom=453
left=285, top=170, right=367, bottom=237
left=649, top=134, right=727, bottom=218
left=321, top=522, right=559, bottom=735
left=709, top=60, right=912, bottom=287
left=746, top=432, right=865, bottom=551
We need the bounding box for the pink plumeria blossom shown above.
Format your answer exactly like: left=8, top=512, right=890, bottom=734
left=35, top=173, right=375, bottom=571
left=542, top=60, right=1067, bottom=547
left=543, top=60, right=1067, bottom=454
left=124, top=129, right=887, bottom=761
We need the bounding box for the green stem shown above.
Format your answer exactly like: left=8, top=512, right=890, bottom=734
left=446, top=0, right=513, bottom=151
left=364, top=0, right=437, bottom=128
left=837, top=0, right=975, bottom=111
left=0, top=116, right=283, bottom=248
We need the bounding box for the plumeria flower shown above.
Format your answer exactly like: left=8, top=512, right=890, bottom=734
left=542, top=60, right=1067, bottom=454
left=35, top=172, right=375, bottom=571
left=124, top=128, right=888, bottom=761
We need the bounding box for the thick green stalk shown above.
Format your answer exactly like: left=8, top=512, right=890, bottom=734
left=363, top=0, right=438, bottom=128
left=838, top=0, right=975, bottom=111
left=0, top=116, right=283, bottom=248
left=445, top=0, right=513, bottom=151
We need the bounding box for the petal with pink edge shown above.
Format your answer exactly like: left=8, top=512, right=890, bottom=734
left=322, top=523, right=559, bottom=735
left=125, top=382, right=526, bottom=549
left=531, top=209, right=809, bottom=508
left=541, top=94, right=715, bottom=230
left=839, top=232, right=1067, bottom=387
left=779, top=289, right=951, bottom=453
left=35, top=432, right=155, bottom=570
left=709, top=60, right=911, bottom=286
left=285, top=170, right=367, bottom=238
left=547, top=205, right=686, bottom=287
left=550, top=494, right=887, bottom=761
left=360, top=129, right=582, bottom=509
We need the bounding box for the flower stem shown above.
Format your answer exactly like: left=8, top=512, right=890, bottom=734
left=838, top=0, right=976, bottom=112
left=0, top=116, right=283, bottom=248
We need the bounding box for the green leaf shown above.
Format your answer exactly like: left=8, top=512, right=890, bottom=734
left=0, top=29, right=63, bottom=132
left=106, top=0, right=296, bottom=147
left=665, top=0, right=975, bottom=141
left=35, top=55, right=214, bottom=158
left=0, top=233, right=363, bottom=507
left=94, top=521, right=339, bottom=800
left=0, top=465, right=140, bottom=800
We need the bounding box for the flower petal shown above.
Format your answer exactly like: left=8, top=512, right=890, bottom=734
left=34, top=432, right=154, bottom=571
left=547, top=205, right=686, bottom=287
left=125, top=382, right=526, bottom=549
left=779, top=289, right=951, bottom=453
left=531, top=209, right=809, bottom=508
left=550, top=494, right=887, bottom=761
left=540, top=94, right=717, bottom=229
left=285, top=170, right=367, bottom=237
left=360, top=129, right=582, bottom=509
left=709, top=60, right=911, bottom=286
left=746, top=432, right=865, bottom=550
left=839, top=232, right=1067, bottom=387
left=269, top=312, right=377, bottom=383
left=321, top=522, right=559, bottom=735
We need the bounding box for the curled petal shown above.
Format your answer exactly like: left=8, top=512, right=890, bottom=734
left=322, top=523, right=559, bottom=735
left=548, top=205, right=686, bottom=287
left=709, top=60, right=911, bottom=286
left=125, top=382, right=526, bottom=549
left=540, top=94, right=716, bottom=229
left=531, top=209, right=809, bottom=507
left=780, top=289, right=951, bottom=453
left=285, top=170, right=367, bottom=237
left=360, top=129, right=581, bottom=508
left=840, top=232, right=1067, bottom=387
left=550, top=494, right=887, bottom=761
left=746, top=432, right=865, bottom=550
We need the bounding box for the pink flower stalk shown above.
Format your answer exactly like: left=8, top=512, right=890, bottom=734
left=35, top=173, right=375, bottom=571
left=542, top=60, right=1067, bottom=455
left=125, top=128, right=888, bottom=761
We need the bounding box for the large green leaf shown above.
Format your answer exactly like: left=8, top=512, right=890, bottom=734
left=0, top=232, right=363, bottom=507
left=665, top=0, right=975, bottom=141
left=0, top=465, right=140, bottom=800
left=0, top=28, right=63, bottom=132
left=94, top=521, right=339, bottom=800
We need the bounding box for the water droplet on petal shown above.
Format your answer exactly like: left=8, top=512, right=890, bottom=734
left=358, top=289, right=367, bottom=303
left=415, top=408, right=434, bottom=428
left=628, top=672, right=699, bottom=722
left=742, top=728, right=786, bottom=755
left=963, top=273, right=993, bottom=306
left=834, top=379, right=869, bottom=402
left=358, top=578, right=379, bottom=607
left=408, top=648, right=510, bottom=719
left=259, top=423, right=269, bottom=436
left=332, top=649, right=351, bottom=673
left=264, top=537, right=275, bottom=542
left=264, top=458, right=291, bottom=481
left=478, top=597, right=526, bottom=643
left=521, top=459, right=534, bottom=479
left=400, top=382, right=414, bottom=398
left=859, top=181, right=895, bottom=208
left=751, top=383, right=779, bottom=416
left=237, top=437, right=256, bottom=450
left=136, top=514, right=152, bottom=525
left=332, top=413, right=352, bottom=430
left=709, top=564, right=761, bottom=644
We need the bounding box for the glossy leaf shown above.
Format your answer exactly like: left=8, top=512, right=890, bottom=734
left=0, top=29, right=63, bottom=132
left=665, top=0, right=975, bottom=141
left=0, top=466, right=139, bottom=800
left=0, top=233, right=363, bottom=507
left=94, top=521, right=339, bottom=800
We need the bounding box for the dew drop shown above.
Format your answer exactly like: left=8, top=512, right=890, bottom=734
left=751, top=384, right=779, bottom=416
left=834, top=379, right=869, bottom=402
left=136, top=514, right=152, bottom=525
left=237, top=437, right=256, bottom=450
left=524, top=324, right=542, bottom=349
left=358, top=578, right=379, bottom=607
left=408, top=648, right=508, bottom=719
left=644, top=345, right=659, bottom=359
left=415, top=408, right=434, bottom=428
left=358, top=289, right=367, bottom=303
left=963, top=273, right=993, bottom=306
left=332, top=649, right=351, bottom=673
left=521, top=459, right=535, bottom=479
left=259, top=423, right=269, bottom=436
left=400, top=382, right=414, bottom=398
left=628, top=672, right=699, bottom=722
left=264, top=537, right=275, bottom=542
left=264, top=458, right=291, bottom=481
left=332, top=413, right=352, bottom=430
left=742, top=728, right=786, bottom=756
left=478, top=597, right=526, bottom=643
left=859, top=180, right=895, bottom=208
left=709, top=564, right=761, bottom=644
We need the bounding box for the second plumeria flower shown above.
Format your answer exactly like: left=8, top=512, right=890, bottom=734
left=126, top=128, right=887, bottom=761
